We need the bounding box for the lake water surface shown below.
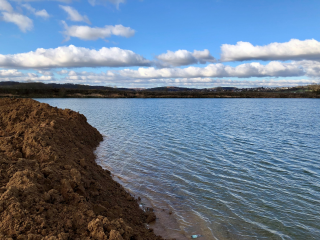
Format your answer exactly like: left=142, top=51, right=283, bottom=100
left=37, top=98, right=320, bottom=240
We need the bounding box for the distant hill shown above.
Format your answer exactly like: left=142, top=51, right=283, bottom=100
left=147, top=86, right=198, bottom=92
left=0, top=81, right=319, bottom=98
left=0, top=81, right=132, bottom=91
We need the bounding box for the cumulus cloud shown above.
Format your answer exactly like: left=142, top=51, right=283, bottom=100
left=62, top=21, right=135, bottom=41
left=221, top=39, right=320, bottom=62
left=0, top=69, right=55, bottom=82
left=3, top=45, right=320, bottom=82
left=0, top=69, right=24, bottom=77
left=2, top=66, right=316, bottom=88
left=58, top=61, right=320, bottom=87
left=0, top=0, right=13, bottom=12
left=2, top=12, right=33, bottom=32
left=159, top=78, right=319, bottom=87
left=156, top=49, right=215, bottom=67
left=1, top=75, right=55, bottom=82
left=116, top=61, right=304, bottom=79
left=0, top=45, right=151, bottom=69
left=294, top=60, right=320, bottom=77
left=22, top=3, right=50, bottom=19
left=59, top=5, right=90, bottom=24
left=60, top=71, right=319, bottom=88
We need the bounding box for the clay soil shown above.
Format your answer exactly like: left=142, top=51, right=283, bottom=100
left=0, top=98, right=165, bottom=240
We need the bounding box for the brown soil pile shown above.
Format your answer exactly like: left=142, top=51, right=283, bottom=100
left=0, top=98, right=164, bottom=240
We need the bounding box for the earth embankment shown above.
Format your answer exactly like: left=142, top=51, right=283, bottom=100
left=0, top=98, right=162, bottom=240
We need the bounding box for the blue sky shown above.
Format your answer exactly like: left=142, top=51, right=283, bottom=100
left=1, top=0, right=320, bottom=88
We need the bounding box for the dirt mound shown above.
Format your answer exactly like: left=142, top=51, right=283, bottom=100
left=0, top=98, right=165, bottom=240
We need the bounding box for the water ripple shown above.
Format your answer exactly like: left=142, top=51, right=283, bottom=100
left=37, top=98, right=320, bottom=240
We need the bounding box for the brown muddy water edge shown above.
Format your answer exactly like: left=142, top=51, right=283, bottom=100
left=0, top=98, right=171, bottom=240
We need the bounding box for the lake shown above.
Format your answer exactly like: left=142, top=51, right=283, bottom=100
left=37, top=98, right=320, bottom=240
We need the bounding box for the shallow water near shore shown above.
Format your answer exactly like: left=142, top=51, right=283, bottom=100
left=37, top=98, right=320, bottom=240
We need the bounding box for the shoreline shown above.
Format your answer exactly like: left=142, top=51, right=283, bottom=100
left=110, top=172, right=188, bottom=240
left=0, top=98, right=167, bottom=239
left=1, top=93, right=320, bottom=98
left=95, top=147, right=211, bottom=240
left=95, top=150, right=188, bottom=240
left=0, top=81, right=319, bottom=99
left=0, top=87, right=320, bottom=99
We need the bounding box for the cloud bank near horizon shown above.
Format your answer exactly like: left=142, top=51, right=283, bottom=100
left=2, top=45, right=320, bottom=81
left=1, top=68, right=317, bottom=88
left=1, top=38, right=320, bottom=87
left=116, top=62, right=304, bottom=79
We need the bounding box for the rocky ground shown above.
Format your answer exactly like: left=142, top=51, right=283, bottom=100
left=0, top=98, right=164, bottom=240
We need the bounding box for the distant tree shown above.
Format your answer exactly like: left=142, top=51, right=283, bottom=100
left=59, top=88, right=67, bottom=97
left=308, top=83, right=320, bottom=92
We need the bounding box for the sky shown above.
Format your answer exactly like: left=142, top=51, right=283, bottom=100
left=1, top=0, right=320, bottom=88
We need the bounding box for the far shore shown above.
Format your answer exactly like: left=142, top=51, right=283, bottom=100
left=1, top=81, right=320, bottom=98
left=1, top=90, right=320, bottom=99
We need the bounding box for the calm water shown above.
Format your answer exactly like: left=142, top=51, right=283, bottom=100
left=37, top=98, right=320, bottom=240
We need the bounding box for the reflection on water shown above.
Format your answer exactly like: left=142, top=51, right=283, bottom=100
left=37, top=98, right=320, bottom=240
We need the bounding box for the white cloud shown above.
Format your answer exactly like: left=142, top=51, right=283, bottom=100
left=0, top=0, right=13, bottom=12
left=3, top=45, right=320, bottom=82
left=57, top=61, right=320, bottom=87
left=2, top=12, right=33, bottom=32
left=156, top=49, right=215, bottom=67
left=2, top=68, right=315, bottom=88
left=62, top=21, right=135, bottom=41
left=221, top=39, right=320, bottom=62
left=0, top=69, right=24, bottom=77
left=193, top=50, right=216, bottom=63
left=22, top=3, right=50, bottom=18
left=0, top=0, right=34, bottom=32
left=116, top=61, right=304, bottom=79
left=0, top=69, right=55, bottom=82
left=294, top=60, right=320, bottom=77
left=59, top=5, right=90, bottom=24
left=60, top=71, right=319, bottom=88
left=0, top=45, right=151, bottom=69
left=161, top=78, right=319, bottom=87
left=141, top=78, right=319, bottom=88
left=1, top=75, right=55, bottom=82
